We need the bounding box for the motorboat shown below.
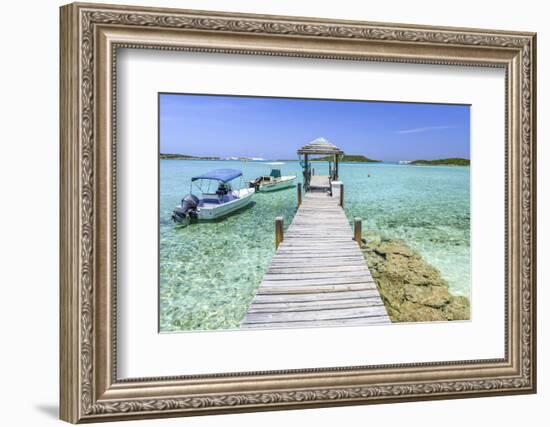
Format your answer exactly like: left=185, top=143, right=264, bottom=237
left=249, top=162, right=296, bottom=192
left=172, top=168, right=255, bottom=225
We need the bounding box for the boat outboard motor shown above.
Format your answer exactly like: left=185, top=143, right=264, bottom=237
left=249, top=177, right=262, bottom=190
left=172, top=194, right=199, bottom=224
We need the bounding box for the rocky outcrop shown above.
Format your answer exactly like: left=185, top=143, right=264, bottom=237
left=361, top=232, right=470, bottom=322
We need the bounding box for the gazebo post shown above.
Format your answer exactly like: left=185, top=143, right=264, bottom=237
left=304, top=153, right=309, bottom=191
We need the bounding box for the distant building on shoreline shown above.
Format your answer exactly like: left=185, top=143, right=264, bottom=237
left=224, top=156, right=266, bottom=161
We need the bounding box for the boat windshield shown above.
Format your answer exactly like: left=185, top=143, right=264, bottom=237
left=193, top=179, right=232, bottom=193
left=190, top=168, right=245, bottom=197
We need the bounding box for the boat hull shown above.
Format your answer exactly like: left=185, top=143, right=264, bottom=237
left=257, top=176, right=296, bottom=192
left=196, top=188, right=255, bottom=220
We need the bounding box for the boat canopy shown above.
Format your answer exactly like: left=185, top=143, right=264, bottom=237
left=191, top=168, right=243, bottom=183
left=269, top=169, right=282, bottom=178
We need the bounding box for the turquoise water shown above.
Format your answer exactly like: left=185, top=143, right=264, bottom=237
left=159, top=160, right=470, bottom=332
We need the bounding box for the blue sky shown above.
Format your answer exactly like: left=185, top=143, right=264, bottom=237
left=159, top=93, right=470, bottom=162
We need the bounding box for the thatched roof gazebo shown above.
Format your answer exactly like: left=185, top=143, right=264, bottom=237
left=297, top=137, right=344, bottom=192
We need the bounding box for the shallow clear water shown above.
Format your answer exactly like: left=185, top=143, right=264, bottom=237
left=340, top=162, right=470, bottom=299
left=159, top=160, right=470, bottom=332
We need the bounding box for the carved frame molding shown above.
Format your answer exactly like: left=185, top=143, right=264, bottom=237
left=60, top=2, right=536, bottom=423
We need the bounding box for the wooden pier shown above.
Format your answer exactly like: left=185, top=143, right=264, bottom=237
left=308, top=175, right=331, bottom=192
left=240, top=190, right=390, bottom=329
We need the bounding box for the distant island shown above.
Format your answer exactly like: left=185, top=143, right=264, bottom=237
left=160, top=153, right=220, bottom=160
left=160, top=153, right=266, bottom=161
left=160, top=153, right=469, bottom=166
left=410, top=158, right=470, bottom=166
left=313, top=154, right=381, bottom=163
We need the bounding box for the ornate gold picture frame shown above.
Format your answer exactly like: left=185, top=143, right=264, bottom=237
left=60, top=2, right=536, bottom=423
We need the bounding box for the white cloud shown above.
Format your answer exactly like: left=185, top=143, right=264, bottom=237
left=394, top=125, right=454, bottom=134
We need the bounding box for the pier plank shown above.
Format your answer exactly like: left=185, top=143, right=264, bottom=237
left=241, top=306, right=389, bottom=323
left=257, top=283, right=374, bottom=295
left=247, top=299, right=384, bottom=313
left=240, top=191, right=390, bottom=329
left=251, top=290, right=381, bottom=303
left=269, top=259, right=367, bottom=267
left=261, top=272, right=370, bottom=281
left=267, top=265, right=369, bottom=274
left=240, top=317, right=390, bottom=329
left=261, top=277, right=376, bottom=287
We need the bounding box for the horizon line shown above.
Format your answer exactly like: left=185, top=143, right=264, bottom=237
left=160, top=152, right=471, bottom=162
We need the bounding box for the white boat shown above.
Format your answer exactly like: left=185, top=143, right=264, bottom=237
left=249, top=163, right=296, bottom=192
left=172, top=168, right=255, bottom=225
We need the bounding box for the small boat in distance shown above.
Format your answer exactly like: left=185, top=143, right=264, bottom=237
left=249, top=162, right=297, bottom=192
left=172, top=168, right=255, bottom=225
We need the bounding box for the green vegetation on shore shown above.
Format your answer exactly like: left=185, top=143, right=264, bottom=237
left=160, top=153, right=220, bottom=160
left=410, top=158, right=470, bottom=166
left=360, top=232, right=470, bottom=322
left=313, top=154, right=381, bottom=163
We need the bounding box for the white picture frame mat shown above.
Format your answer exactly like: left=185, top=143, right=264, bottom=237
left=116, top=49, right=505, bottom=378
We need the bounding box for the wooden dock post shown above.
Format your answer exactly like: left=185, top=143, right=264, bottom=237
left=275, top=217, right=284, bottom=249
left=353, top=217, right=362, bottom=242
left=340, top=183, right=345, bottom=208
left=297, top=183, right=302, bottom=207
